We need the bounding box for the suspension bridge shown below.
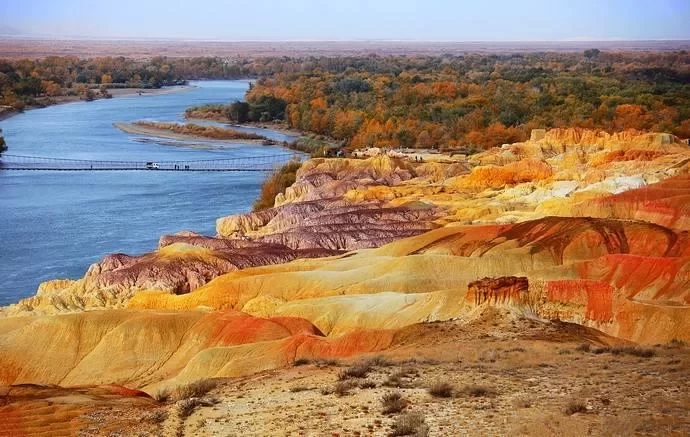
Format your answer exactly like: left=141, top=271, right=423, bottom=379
left=0, top=153, right=302, bottom=172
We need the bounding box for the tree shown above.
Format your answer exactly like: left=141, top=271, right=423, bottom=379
left=101, top=73, right=113, bottom=84
left=584, top=49, right=601, bottom=59
left=416, top=130, right=434, bottom=148
left=99, top=84, right=112, bottom=98
left=0, top=129, right=6, bottom=155
left=613, top=104, right=651, bottom=130
left=228, top=101, right=250, bottom=123
left=396, top=129, right=416, bottom=148
left=41, top=80, right=62, bottom=97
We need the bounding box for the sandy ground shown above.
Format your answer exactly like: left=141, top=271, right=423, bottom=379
left=185, top=117, right=307, bottom=139
left=53, top=308, right=689, bottom=436
left=107, top=85, right=193, bottom=98
left=113, top=122, right=274, bottom=145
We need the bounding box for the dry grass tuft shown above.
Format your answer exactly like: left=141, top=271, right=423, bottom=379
left=391, top=412, right=428, bottom=436
left=576, top=343, right=591, bottom=352
left=565, top=401, right=588, bottom=415
left=315, top=358, right=342, bottom=367
left=359, top=380, right=377, bottom=389
left=177, top=398, right=204, bottom=419
left=381, top=391, right=406, bottom=414
left=384, top=367, right=419, bottom=388
left=334, top=381, right=356, bottom=397
left=152, top=388, right=170, bottom=403
left=338, top=362, right=372, bottom=380
left=140, top=409, right=168, bottom=424
left=460, top=385, right=496, bottom=398
left=581, top=345, right=655, bottom=358
left=365, top=355, right=395, bottom=367
left=512, top=396, right=533, bottom=408
left=293, top=358, right=312, bottom=366
left=667, top=339, right=686, bottom=349
left=172, top=379, right=219, bottom=400
left=427, top=381, right=455, bottom=398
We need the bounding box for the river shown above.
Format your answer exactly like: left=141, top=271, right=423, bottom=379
left=0, top=80, right=298, bottom=305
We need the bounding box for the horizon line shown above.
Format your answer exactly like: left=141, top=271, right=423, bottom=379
left=2, top=35, right=690, bottom=44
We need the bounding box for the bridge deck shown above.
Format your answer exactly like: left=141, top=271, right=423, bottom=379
left=0, top=153, right=300, bottom=172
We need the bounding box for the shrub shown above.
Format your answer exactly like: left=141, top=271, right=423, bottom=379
left=320, top=386, right=333, bottom=395
left=391, top=413, right=428, bottom=436
left=427, top=382, right=454, bottom=398
left=293, top=358, right=312, bottom=366
left=583, top=345, right=655, bottom=358
left=460, top=385, right=496, bottom=398
left=576, top=344, right=591, bottom=352
left=565, top=401, right=588, bottom=415
left=512, top=396, right=532, bottom=408
left=611, top=347, right=655, bottom=358
left=338, top=362, right=372, bottom=380
left=384, top=367, right=419, bottom=388
left=366, top=355, right=395, bottom=367
left=667, top=339, right=686, bottom=348
left=381, top=391, right=406, bottom=414
left=178, top=398, right=202, bottom=419
left=287, top=136, right=338, bottom=158
left=140, top=409, right=168, bottom=423
left=152, top=388, right=170, bottom=403
left=172, top=379, right=218, bottom=400
left=359, top=380, right=377, bottom=389
left=384, top=374, right=403, bottom=388
left=315, top=358, right=342, bottom=367
left=252, top=160, right=302, bottom=211
left=334, top=381, right=355, bottom=397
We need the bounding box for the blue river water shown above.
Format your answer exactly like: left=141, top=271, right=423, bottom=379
left=0, top=81, right=297, bottom=305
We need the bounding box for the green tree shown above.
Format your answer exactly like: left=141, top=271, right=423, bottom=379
left=228, top=101, right=250, bottom=123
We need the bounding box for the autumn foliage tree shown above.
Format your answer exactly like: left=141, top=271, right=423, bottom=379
left=238, top=51, right=690, bottom=151
left=253, top=160, right=302, bottom=211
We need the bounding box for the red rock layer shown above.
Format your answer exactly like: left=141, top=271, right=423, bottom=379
left=0, top=384, right=155, bottom=437
left=466, top=277, right=529, bottom=306
left=574, top=174, right=690, bottom=231
left=546, top=280, right=614, bottom=323
left=413, top=216, right=690, bottom=264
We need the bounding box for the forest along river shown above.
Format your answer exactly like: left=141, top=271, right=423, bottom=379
left=0, top=80, right=299, bottom=305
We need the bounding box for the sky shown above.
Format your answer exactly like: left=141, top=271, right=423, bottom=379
left=1, top=0, right=689, bottom=41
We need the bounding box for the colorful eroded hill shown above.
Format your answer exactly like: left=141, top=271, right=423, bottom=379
left=1, top=128, right=689, bottom=396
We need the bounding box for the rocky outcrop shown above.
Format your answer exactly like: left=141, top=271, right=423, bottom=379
left=275, top=155, right=417, bottom=206
left=217, top=198, right=440, bottom=248
left=466, top=277, right=529, bottom=306
left=7, top=239, right=341, bottom=315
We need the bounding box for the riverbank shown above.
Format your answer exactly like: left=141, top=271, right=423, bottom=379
left=0, top=85, right=194, bottom=122
left=186, top=117, right=334, bottom=144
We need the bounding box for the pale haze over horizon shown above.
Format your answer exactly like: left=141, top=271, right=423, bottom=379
left=1, top=0, right=689, bottom=41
